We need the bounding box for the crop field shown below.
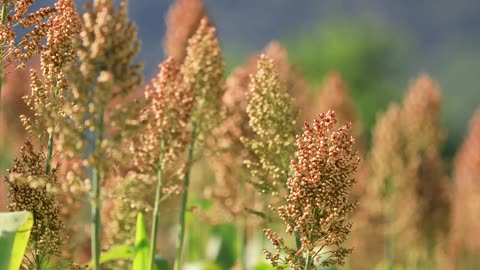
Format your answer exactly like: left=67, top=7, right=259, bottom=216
left=0, top=0, right=478, bottom=270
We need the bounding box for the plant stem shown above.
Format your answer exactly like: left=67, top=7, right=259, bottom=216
left=149, top=142, right=165, bottom=270
left=385, top=176, right=394, bottom=270
left=45, top=132, right=54, bottom=174
left=295, top=232, right=302, bottom=250
left=237, top=176, right=247, bottom=270
left=0, top=4, right=7, bottom=133
left=174, top=125, right=196, bottom=270
left=239, top=217, right=247, bottom=270
left=91, top=108, right=104, bottom=270
left=33, top=132, right=54, bottom=270
left=304, top=251, right=311, bottom=270
left=0, top=3, right=7, bottom=111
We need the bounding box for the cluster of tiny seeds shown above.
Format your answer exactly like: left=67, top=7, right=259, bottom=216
left=106, top=58, right=195, bottom=248
left=131, top=58, right=195, bottom=173
left=242, top=55, right=298, bottom=199
left=181, top=17, right=226, bottom=140
left=205, top=60, right=259, bottom=222
left=451, top=110, right=480, bottom=256
left=41, top=0, right=80, bottom=89
left=399, top=74, right=450, bottom=253
left=105, top=172, right=156, bottom=247
left=58, top=0, right=143, bottom=174
left=264, top=111, right=360, bottom=269
left=261, top=41, right=311, bottom=113
left=365, top=75, right=450, bottom=263
left=163, top=0, right=207, bottom=63
left=310, top=72, right=364, bottom=146
left=0, top=0, right=55, bottom=66
left=20, top=0, right=80, bottom=143
left=5, top=141, right=64, bottom=265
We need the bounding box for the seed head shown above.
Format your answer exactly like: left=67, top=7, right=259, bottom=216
left=5, top=140, right=64, bottom=267
left=163, top=0, right=208, bottom=63
left=131, top=58, right=195, bottom=173
left=264, top=111, right=360, bottom=269
left=181, top=17, right=225, bottom=140
left=450, top=110, right=480, bottom=259
left=242, top=54, right=298, bottom=199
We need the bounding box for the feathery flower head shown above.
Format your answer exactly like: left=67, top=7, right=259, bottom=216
left=205, top=60, right=259, bottom=221
left=105, top=172, right=155, bottom=247
left=131, top=57, right=195, bottom=173
left=41, top=0, right=80, bottom=90
left=164, top=0, right=207, bottom=63
left=450, top=110, right=480, bottom=256
left=403, top=74, right=443, bottom=152
left=401, top=74, right=449, bottom=249
left=364, top=74, right=449, bottom=264
left=181, top=17, right=225, bottom=138
left=206, top=46, right=304, bottom=222
left=5, top=140, right=64, bottom=266
left=22, top=0, right=81, bottom=140
left=58, top=0, right=143, bottom=168
left=367, top=104, right=405, bottom=209
left=310, top=72, right=363, bottom=141
left=264, top=111, right=360, bottom=269
left=1, top=0, right=54, bottom=67
left=263, top=41, right=310, bottom=108
left=242, top=54, right=298, bottom=197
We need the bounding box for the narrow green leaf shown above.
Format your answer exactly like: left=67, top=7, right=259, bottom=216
left=10, top=212, right=33, bottom=270
left=99, top=245, right=134, bottom=264
left=155, top=256, right=171, bottom=270
left=133, top=212, right=156, bottom=270
left=87, top=245, right=135, bottom=267
left=253, top=262, right=276, bottom=270
left=0, top=211, right=33, bottom=270
left=213, top=224, right=236, bottom=270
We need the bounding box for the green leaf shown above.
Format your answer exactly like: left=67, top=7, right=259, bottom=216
left=0, top=211, right=33, bottom=270
left=100, top=245, right=135, bottom=264
left=253, top=262, right=276, bottom=270
left=133, top=212, right=156, bottom=270
left=155, top=256, right=171, bottom=270
left=87, top=245, right=134, bottom=267
left=212, top=224, right=236, bottom=270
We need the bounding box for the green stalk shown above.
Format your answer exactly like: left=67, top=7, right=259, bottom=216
left=91, top=108, right=104, bottom=270
left=149, top=141, right=165, bottom=270
left=239, top=217, right=247, bottom=270
left=174, top=125, right=196, bottom=270
left=237, top=177, right=247, bottom=270
left=45, top=132, right=54, bottom=174
left=385, top=176, right=394, bottom=270
left=0, top=3, right=8, bottom=116
left=30, top=133, right=54, bottom=270
left=0, top=3, right=7, bottom=109
left=304, top=252, right=311, bottom=270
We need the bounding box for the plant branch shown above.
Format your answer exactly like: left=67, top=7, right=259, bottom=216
left=91, top=108, right=104, bottom=270
left=149, top=140, right=165, bottom=270
left=174, top=124, right=197, bottom=270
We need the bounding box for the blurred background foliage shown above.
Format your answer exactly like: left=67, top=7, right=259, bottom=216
left=125, top=0, right=480, bottom=161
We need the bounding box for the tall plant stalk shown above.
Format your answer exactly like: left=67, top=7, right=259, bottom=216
left=45, top=133, right=54, bottom=174
left=239, top=217, right=247, bottom=270
left=149, top=141, right=165, bottom=270
left=91, top=108, right=105, bottom=270
left=304, top=254, right=311, bottom=270
left=174, top=125, right=196, bottom=270
left=385, top=176, right=394, bottom=270
left=0, top=4, right=7, bottom=114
